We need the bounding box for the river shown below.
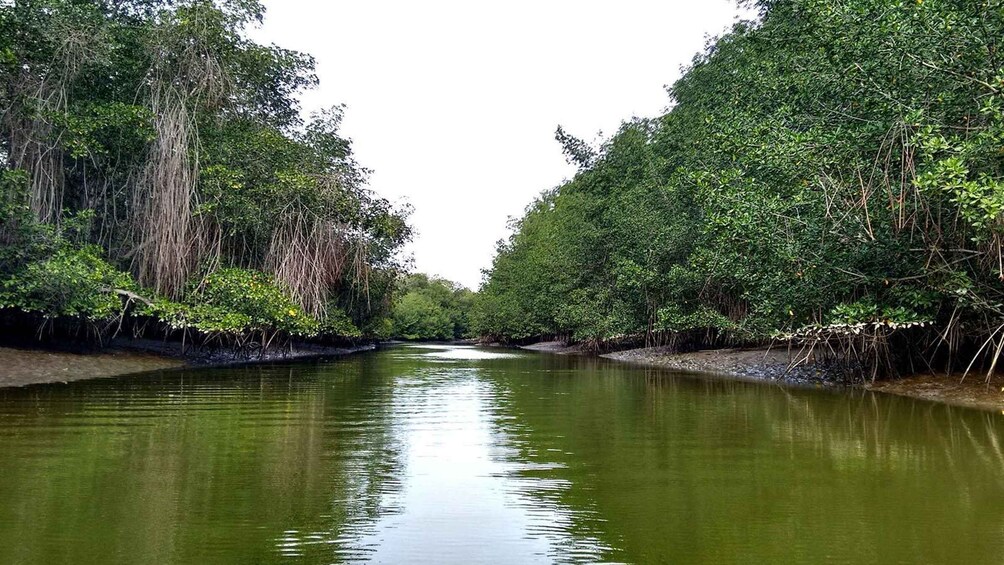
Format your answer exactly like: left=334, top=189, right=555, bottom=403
left=0, top=344, right=1001, bottom=563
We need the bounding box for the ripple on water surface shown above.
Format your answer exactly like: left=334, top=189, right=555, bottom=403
left=0, top=345, right=1003, bottom=564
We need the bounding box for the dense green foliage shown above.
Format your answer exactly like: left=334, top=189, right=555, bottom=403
left=390, top=274, right=474, bottom=341
left=150, top=268, right=319, bottom=337
left=475, top=0, right=1004, bottom=371
left=0, top=0, right=410, bottom=343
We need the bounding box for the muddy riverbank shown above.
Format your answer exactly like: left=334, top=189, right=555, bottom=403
left=524, top=341, right=1004, bottom=412
left=0, top=340, right=379, bottom=389
left=0, top=347, right=184, bottom=388
left=866, top=374, right=1004, bottom=413
left=521, top=342, right=838, bottom=384
left=601, top=345, right=842, bottom=386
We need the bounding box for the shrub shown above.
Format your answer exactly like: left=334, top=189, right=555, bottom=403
left=0, top=247, right=134, bottom=320
left=320, top=307, right=362, bottom=338
left=167, top=268, right=321, bottom=336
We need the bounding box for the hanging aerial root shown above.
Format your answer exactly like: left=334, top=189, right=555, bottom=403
left=267, top=210, right=351, bottom=317
left=131, top=90, right=201, bottom=297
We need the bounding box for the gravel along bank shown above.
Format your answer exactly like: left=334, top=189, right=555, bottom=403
left=598, top=345, right=1004, bottom=412
left=601, top=346, right=842, bottom=386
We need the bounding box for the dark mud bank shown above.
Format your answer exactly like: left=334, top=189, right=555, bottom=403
left=522, top=341, right=1004, bottom=412
left=602, top=346, right=844, bottom=387
left=0, top=339, right=379, bottom=389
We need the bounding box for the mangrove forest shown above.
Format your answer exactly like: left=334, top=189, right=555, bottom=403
left=473, top=0, right=1004, bottom=380
left=0, top=0, right=412, bottom=350
left=4, top=1, right=1004, bottom=564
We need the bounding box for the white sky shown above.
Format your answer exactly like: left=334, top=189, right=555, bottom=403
left=251, top=1, right=748, bottom=289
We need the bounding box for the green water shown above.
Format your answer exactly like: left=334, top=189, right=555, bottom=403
left=0, top=345, right=1002, bottom=564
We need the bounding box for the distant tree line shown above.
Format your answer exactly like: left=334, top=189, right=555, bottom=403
left=473, top=0, right=1004, bottom=378
left=390, top=274, right=474, bottom=341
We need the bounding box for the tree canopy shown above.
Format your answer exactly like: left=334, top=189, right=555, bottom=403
left=0, top=0, right=411, bottom=346
left=474, top=0, right=1004, bottom=375
left=390, top=274, right=474, bottom=341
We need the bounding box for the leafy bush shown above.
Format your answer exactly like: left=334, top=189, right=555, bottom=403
left=0, top=247, right=134, bottom=320
left=1, top=176, right=136, bottom=322
left=320, top=307, right=362, bottom=338
left=161, top=268, right=320, bottom=336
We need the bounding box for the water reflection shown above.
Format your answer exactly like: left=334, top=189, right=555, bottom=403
left=484, top=356, right=1004, bottom=563
left=312, top=348, right=613, bottom=563
left=0, top=345, right=1003, bottom=563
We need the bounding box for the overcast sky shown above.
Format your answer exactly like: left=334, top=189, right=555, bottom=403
left=251, top=1, right=748, bottom=289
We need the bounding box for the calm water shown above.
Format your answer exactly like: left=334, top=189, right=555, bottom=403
left=0, top=345, right=1002, bottom=564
